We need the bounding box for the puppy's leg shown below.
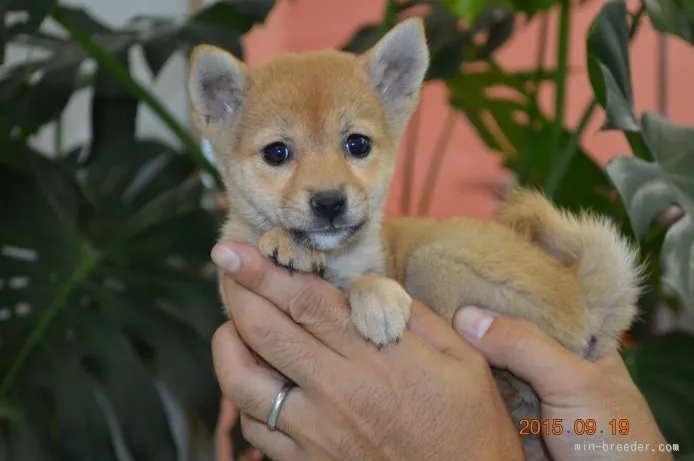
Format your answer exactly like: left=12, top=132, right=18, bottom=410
left=345, top=275, right=412, bottom=348
left=258, top=228, right=327, bottom=277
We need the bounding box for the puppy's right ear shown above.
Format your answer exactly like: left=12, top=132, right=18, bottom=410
left=188, top=45, right=247, bottom=127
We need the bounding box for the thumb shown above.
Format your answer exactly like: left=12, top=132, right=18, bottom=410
left=453, top=306, right=591, bottom=397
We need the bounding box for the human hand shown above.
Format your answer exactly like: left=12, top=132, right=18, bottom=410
left=216, top=397, right=265, bottom=461
left=210, top=241, right=525, bottom=461
left=451, top=306, right=674, bottom=461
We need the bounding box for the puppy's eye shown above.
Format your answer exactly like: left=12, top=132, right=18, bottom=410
left=344, top=134, right=372, bottom=158
left=262, top=142, right=292, bottom=166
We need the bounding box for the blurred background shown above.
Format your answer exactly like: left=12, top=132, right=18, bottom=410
left=1, top=0, right=693, bottom=460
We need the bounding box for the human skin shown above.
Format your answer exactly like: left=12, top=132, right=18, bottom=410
left=210, top=241, right=672, bottom=461
left=215, top=397, right=264, bottom=461
left=211, top=241, right=525, bottom=461
left=452, top=308, right=673, bottom=461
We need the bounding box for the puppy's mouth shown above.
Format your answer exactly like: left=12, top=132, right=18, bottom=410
left=289, top=222, right=366, bottom=250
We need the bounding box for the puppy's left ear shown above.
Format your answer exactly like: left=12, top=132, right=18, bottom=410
left=360, top=18, right=429, bottom=131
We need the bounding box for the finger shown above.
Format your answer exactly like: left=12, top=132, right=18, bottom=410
left=212, top=241, right=368, bottom=356
left=406, top=301, right=479, bottom=362
left=452, top=306, right=592, bottom=397
left=212, top=321, right=318, bottom=438
left=594, top=349, right=632, bottom=376
left=216, top=398, right=239, bottom=461
left=218, top=397, right=239, bottom=429
left=237, top=447, right=264, bottom=461
left=220, top=274, right=346, bottom=389
left=240, top=414, right=303, bottom=461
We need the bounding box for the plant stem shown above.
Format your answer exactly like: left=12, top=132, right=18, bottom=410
left=518, top=13, right=550, bottom=183
left=550, top=0, right=571, bottom=158
left=400, top=104, right=422, bottom=215
left=0, top=244, right=97, bottom=397
left=531, top=14, right=550, bottom=111
left=54, top=116, right=63, bottom=157
left=544, top=4, right=646, bottom=197
left=379, top=0, right=397, bottom=36
left=417, top=110, right=456, bottom=216
left=51, top=8, right=222, bottom=188
left=544, top=98, right=598, bottom=196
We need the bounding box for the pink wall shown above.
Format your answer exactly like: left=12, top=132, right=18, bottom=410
left=242, top=0, right=694, bottom=220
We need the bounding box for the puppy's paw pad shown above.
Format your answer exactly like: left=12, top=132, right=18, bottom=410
left=346, top=277, right=412, bottom=348
left=258, top=228, right=326, bottom=275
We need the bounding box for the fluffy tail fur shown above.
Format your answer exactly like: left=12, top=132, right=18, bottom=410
left=497, top=189, right=645, bottom=358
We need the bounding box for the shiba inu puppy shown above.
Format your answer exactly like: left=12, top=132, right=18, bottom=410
left=188, top=17, right=642, bottom=460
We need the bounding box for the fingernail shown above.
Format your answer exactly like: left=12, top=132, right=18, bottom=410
left=211, top=244, right=240, bottom=272
left=454, top=306, right=495, bottom=339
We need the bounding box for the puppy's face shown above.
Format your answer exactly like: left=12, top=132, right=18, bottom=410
left=188, top=19, right=429, bottom=250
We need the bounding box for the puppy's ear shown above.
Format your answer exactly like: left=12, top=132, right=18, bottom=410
left=188, top=45, right=247, bottom=127
left=360, top=18, right=429, bottom=131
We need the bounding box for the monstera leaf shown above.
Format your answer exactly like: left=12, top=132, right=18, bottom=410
left=1, top=0, right=275, bottom=140
left=644, top=0, right=694, bottom=44
left=0, top=58, right=224, bottom=459
left=446, top=64, right=620, bottom=217
left=607, top=111, right=694, bottom=311
left=341, top=1, right=516, bottom=80
left=1, top=0, right=59, bottom=63
left=586, top=0, right=639, bottom=132
left=624, top=331, right=694, bottom=456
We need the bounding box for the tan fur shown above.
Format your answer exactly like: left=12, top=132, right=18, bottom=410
left=188, top=18, right=643, bottom=460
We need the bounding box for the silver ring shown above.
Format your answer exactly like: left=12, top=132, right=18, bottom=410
left=267, top=380, right=295, bottom=431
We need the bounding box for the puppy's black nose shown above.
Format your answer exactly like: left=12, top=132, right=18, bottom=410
left=309, top=190, right=347, bottom=219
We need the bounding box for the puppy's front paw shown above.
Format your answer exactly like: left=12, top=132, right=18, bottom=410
left=258, top=228, right=326, bottom=277
left=345, top=275, right=412, bottom=348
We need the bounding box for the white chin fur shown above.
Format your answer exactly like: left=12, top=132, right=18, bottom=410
left=306, top=229, right=352, bottom=250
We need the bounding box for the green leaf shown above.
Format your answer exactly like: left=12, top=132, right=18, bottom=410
left=2, top=64, right=80, bottom=138
left=0, top=400, right=25, bottom=426
left=179, top=23, right=244, bottom=60
left=341, top=24, right=381, bottom=54
left=340, top=2, right=475, bottom=79
left=442, top=0, right=489, bottom=23
left=77, top=313, right=179, bottom=461
left=586, top=0, right=639, bottom=132
left=424, top=3, right=473, bottom=80
left=6, top=0, right=58, bottom=38
left=624, top=332, right=694, bottom=454
left=475, top=8, right=515, bottom=58
left=142, top=0, right=277, bottom=76
left=446, top=63, right=621, bottom=216
left=606, top=111, right=694, bottom=310
left=1, top=392, right=57, bottom=460
left=0, top=134, right=223, bottom=459
left=42, top=5, right=112, bottom=34
left=645, top=0, right=694, bottom=44
left=27, top=147, right=93, bottom=231
left=425, top=4, right=517, bottom=80
left=340, top=4, right=516, bottom=81
left=0, top=0, right=8, bottom=64
left=140, top=22, right=183, bottom=77
left=88, top=51, right=137, bottom=162
left=190, top=0, right=275, bottom=34
left=443, top=0, right=556, bottom=22
left=506, top=0, right=556, bottom=14
left=38, top=345, right=118, bottom=461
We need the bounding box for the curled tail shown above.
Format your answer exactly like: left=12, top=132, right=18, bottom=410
left=497, top=189, right=645, bottom=358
